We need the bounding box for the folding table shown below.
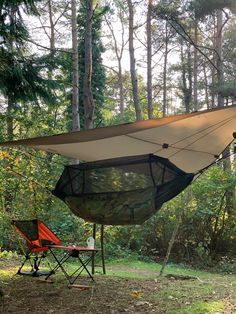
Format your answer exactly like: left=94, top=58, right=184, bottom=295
left=46, top=245, right=98, bottom=285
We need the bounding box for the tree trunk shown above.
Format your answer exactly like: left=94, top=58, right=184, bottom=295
left=180, top=44, right=188, bottom=112
left=180, top=42, right=192, bottom=113
left=210, top=16, right=217, bottom=108
left=211, top=69, right=216, bottom=108
left=7, top=95, right=14, bottom=141
left=48, top=0, right=55, bottom=54
left=203, top=62, right=210, bottom=109
left=118, top=60, right=125, bottom=116
left=105, top=13, right=125, bottom=116
left=193, top=21, right=198, bottom=111
left=159, top=189, right=192, bottom=276
left=187, top=48, right=193, bottom=112
left=163, top=22, right=168, bottom=117
left=83, top=0, right=94, bottom=130
left=216, top=10, right=224, bottom=107
left=127, top=0, right=142, bottom=121
left=71, top=0, right=80, bottom=132
left=5, top=94, right=14, bottom=212
left=147, top=0, right=153, bottom=119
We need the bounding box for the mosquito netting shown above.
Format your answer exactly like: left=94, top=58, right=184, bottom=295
left=52, top=154, right=194, bottom=225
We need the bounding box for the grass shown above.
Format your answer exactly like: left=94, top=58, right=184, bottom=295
left=104, top=259, right=236, bottom=313
left=0, top=256, right=236, bottom=313
left=176, top=300, right=226, bottom=314
left=105, top=258, right=216, bottom=279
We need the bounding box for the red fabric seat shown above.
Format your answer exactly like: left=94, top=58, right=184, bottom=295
left=12, top=219, right=61, bottom=276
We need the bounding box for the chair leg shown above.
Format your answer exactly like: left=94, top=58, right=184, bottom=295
left=17, top=251, right=52, bottom=277
left=33, top=256, right=39, bottom=271
left=17, top=257, right=27, bottom=274
left=34, top=253, right=46, bottom=271
left=17, top=251, right=32, bottom=274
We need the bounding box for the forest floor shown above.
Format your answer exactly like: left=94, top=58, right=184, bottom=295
left=0, top=257, right=236, bottom=313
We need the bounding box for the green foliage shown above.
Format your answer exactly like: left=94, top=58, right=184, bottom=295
left=102, top=71, right=161, bottom=125
left=0, top=0, right=62, bottom=144
left=217, top=256, right=236, bottom=274
left=0, top=52, right=60, bottom=103
left=0, top=250, right=18, bottom=260
left=190, top=0, right=236, bottom=19
left=153, top=0, right=181, bottom=21
left=211, top=82, right=236, bottom=99
left=0, top=1, right=40, bottom=48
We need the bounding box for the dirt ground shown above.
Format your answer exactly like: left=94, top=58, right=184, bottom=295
left=1, top=261, right=236, bottom=313
left=0, top=275, right=161, bottom=314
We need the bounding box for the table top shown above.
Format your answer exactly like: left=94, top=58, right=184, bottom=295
left=48, top=245, right=98, bottom=252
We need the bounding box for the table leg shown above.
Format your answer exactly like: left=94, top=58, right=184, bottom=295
left=45, top=249, right=72, bottom=283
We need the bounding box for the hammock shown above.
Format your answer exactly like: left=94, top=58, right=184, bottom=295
left=52, top=154, right=194, bottom=225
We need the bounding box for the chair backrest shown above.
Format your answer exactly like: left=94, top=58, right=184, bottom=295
left=12, top=219, right=61, bottom=252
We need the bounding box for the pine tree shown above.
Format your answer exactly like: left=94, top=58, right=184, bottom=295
left=0, top=0, right=58, bottom=140
left=0, top=0, right=59, bottom=214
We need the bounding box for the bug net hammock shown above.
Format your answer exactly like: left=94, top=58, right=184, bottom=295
left=52, top=154, right=194, bottom=225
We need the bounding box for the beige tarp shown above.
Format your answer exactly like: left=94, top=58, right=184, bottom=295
left=1, top=105, right=236, bottom=174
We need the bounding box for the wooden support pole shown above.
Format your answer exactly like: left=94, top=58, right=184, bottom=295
left=101, top=224, right=106, bottom=274
left=91, top=223, right=96, bottom=274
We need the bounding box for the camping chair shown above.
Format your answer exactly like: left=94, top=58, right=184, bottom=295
left=12, top=219, right=98, bottom=285
left=12, top=219, right=61, bottom=276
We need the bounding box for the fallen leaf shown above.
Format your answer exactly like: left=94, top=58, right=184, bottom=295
left=130, top=290, right=144, bottom=299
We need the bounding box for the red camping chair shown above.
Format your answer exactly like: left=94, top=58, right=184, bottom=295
left=12, top=219, right=61, bottom=276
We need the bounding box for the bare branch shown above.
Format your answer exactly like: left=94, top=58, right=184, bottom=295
left=27, top=38, right=71, bottom=54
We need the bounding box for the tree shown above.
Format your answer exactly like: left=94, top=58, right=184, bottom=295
left=71, top=0, right=80, bottom=131
left=215, top=9, right=224, bottom=107
left=36, top=0, right=69, bottom=54
left=147, top=0, right=153, bottom=119
left=193, top=20, right=198, bottom=110
left=83, top=0, right=94, bottom=130
left=0, top=1, right=60, bottom=213
left=104, top=0, right=128, bottom=117
left=77, top=0, right=107, bottom=129
left=0, top=1, right=59, bottom=140
left=162, top=20, right=173, bottom=116
left=127, top=0, right=143, bottom=121
left=28, top=0, right=71, bottom=135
